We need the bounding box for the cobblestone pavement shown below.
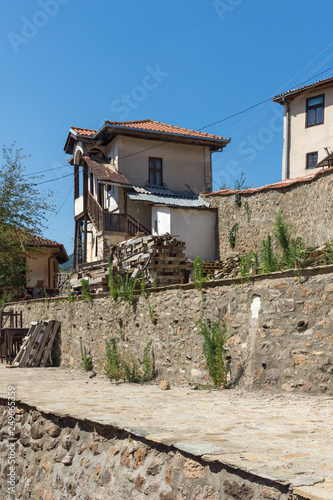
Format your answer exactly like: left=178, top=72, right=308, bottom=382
left=1, top=365, right=333, bottom=499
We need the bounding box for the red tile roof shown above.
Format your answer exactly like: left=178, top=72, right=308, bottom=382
left=70, top=119, right=229, bottom=142
left=24, top=234, right=69, bottom=263
left=71, top=126, right=97, bottom=136
left=204, top=167, right=333, bottom=197
left=273, top=75, right=333, bottom=103
left=27, top=234, right=64, bottom=246
left=104, top=119, right=229, bottom=141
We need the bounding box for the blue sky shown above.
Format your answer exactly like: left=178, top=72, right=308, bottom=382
left=1, top=0, right=333, bottom=254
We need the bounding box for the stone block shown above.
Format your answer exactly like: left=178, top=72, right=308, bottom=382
left=183, top=458, right=205, bottom=479
left=277, top=299, right=295, bottom=313
left=223, top=479, right=254, bottom=499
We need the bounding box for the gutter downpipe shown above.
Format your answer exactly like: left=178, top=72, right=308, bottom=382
left=283, top=97, right=291, bottom=179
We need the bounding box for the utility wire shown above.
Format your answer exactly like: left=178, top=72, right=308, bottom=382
left=34, top=173, right=72, bottom=185
left=198, top=64, right=333, bottom=132
left=27, top=164, right=71, bottom=176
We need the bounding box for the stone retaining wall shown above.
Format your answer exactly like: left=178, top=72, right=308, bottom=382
left=0, top=401, right=300, bottom=499
left=8, top=268, right=333, bottom=395
left=205, top=168, right=333, bottom=260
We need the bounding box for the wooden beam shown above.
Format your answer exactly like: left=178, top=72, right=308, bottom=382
left=83, top=215, right=88, bottom=264
left=73, top=220, right=78, bottom=269
left=74, top=165, right=79, bottom=199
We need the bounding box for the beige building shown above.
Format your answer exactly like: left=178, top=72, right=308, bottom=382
left=273, top=76, right=333, bottom=179
left=64, top=119, right=230, bottom=266
left=26, top=235, right=69, bottom=292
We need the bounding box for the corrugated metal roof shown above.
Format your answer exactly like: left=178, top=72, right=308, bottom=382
left=273, top=75, right=333, bottom=103
left=128, top=186, right=210, bottom=208
left=83, top=156, right=131, bottom=185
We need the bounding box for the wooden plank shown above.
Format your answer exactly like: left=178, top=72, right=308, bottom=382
left=31, top=321, right=53, bottom=367
left=25, top=322, right=48, bottom=367
left=14, top=323, right=41, bottom=367
left=40, top=321, right=60, bottom=367
left=12, top=323, right=38, bottom=366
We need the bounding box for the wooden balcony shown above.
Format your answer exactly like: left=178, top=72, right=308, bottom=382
left=87, top=192, right=150, bottom=236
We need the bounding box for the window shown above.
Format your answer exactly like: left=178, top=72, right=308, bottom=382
left=306, top=152, right=318, bottom=169
left=149, top=157, right=163, bottom=186
left=306, top=94, right=324, bottom=127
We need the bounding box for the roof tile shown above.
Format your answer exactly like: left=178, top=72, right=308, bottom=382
left=70, top=119, right=229, bottom=142
left=205, top=167, right=333, bottom=196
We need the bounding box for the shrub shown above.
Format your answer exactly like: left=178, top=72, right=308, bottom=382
left=104, top=338, right=155, bottom=383
left=228, top=223, right=239, bottom=249
left=198, top=319, right=228, bottom=387
left=239, top=252, right=254, bottom=280
left=261, top=235, right=278, bottom=273
left=108, top=260, right=119, bottom=300
left=148, top=303, right=157, bottom=324
left=118, top=272, right=138, bottom=305
left=80, top=278, right=92, bottom=303
left=79, top=337, right=93, bottom=371
left=105, top=338, right=123, bottom=381
left=193, top=256, right=208, bottom=296
left=324, top=240, right=333, bottom=264
left=140, top=271, right=147, bottom=298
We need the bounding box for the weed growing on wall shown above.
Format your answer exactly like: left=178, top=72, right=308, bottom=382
left=273, top=211, right=306, bottom=269
left=228, top=223, right=239, bottom=249
left=193, top=256, right=209, bottom=297
left=148, top=303, right=157, bottom=324
left=141, top=341, right=155, bottom=382
left=80, top=279, right=92, bottom=303
left=108, top=260, right=119, bottom=300
left=261, top=235, right=278, bottom=273
left=104, top=338, right=155, bottom=383
left=324, top=240, right=333, bottom=264
left=234, top=192, right=241, bottom=208
left=198, top=319, right=228, bottom=387
left=140, top=271, right=147, bottom=298
left=239, top=252, right=254, bottom=282
left=105, top=338, right=122, bottom=381
left=108, top=261, right=138, bottom=305
left=118, top=272, right=138, bottom=305
left=244, top=201, right=250, bottom=222
left=79, top=337, right=93, bottom=371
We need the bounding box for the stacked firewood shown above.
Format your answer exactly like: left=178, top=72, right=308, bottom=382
left=206, top=255, right=241, bottom=280
left=112, top=233, right=192, bottom=286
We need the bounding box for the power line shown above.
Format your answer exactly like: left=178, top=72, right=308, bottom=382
left=198, top=64, right=333, bottom=132
left=34, top=173, right=72, bottom=185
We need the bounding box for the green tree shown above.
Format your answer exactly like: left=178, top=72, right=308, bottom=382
left=0, top=145, right=54, bottom=292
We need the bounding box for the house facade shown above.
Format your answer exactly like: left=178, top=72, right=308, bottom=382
left=64, top=119, right=230, bottom=267
left=26, top=235, right=69, bottom=292
left=273, top=76, right=333, bottom=180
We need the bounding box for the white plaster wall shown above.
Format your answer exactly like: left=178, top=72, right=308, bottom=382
left=126, top=198, right=151, bottom=233
left=104, top=138, right=119, bottom=169
left=117, top=136, right=211, bottom=193
left=170, top=209, right=216, bottom=260
left=152, top=206, right=171, bottom=235
left=282, top=87, right=333, bottom=179
left=105, top=185, right=119, bottom=212
left=74, top=195, right=84, bottom=217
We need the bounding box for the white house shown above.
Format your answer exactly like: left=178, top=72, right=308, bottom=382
left=64, top=119, right=230, bottom=267
left=273, top=76, right=333, bottom=179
